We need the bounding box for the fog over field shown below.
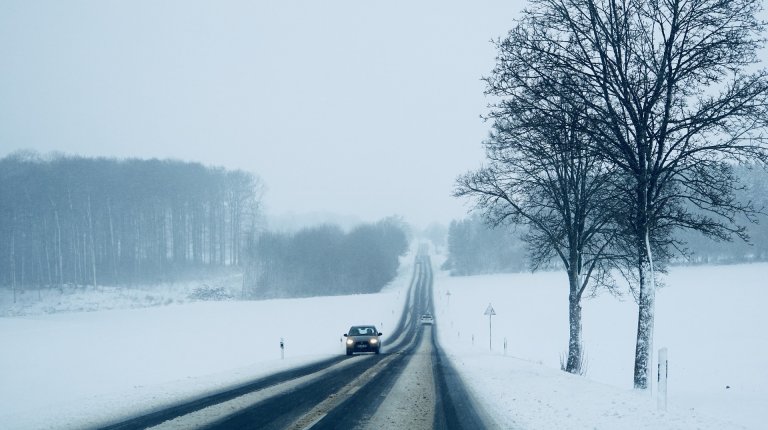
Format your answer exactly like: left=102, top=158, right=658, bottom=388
left=0, top=0, right=533, bottom=228
left=2, top=0, right=768, bottom=428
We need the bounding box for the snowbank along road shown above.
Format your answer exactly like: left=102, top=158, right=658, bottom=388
left=98, top=248, right=491, bottom=430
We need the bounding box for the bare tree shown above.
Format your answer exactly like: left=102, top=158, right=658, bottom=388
left=492, top=0, right=768, bottom=388
left=456, top=77, right=620, bottom=374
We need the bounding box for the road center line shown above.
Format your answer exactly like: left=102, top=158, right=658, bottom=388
left=286, top=351, right=403, bottom=430
left=146, top=356, right=371, bottom=430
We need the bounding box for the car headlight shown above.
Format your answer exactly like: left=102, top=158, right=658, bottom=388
left=369, top=338, right=378, bottom=344
left=346, top=339, right=354, bottom=345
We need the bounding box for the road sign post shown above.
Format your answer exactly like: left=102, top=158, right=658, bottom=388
left=484, top=303, right=496, bottom=351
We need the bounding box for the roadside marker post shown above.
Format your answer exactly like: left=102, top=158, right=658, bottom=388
left=658, top=347, right=668, bottom=411
left=484, top=303, right=496, bottom=351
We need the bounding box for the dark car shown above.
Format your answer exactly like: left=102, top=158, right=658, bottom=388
left=420, top=313, right=434, bottom=325
left=344, top=325, right=382, bottom=355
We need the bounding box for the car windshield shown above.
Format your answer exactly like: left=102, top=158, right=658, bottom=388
left=350, top=327, right=376, bottom=336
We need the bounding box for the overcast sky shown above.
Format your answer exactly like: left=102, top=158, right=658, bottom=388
left=1, top=0, right=526, bottom=228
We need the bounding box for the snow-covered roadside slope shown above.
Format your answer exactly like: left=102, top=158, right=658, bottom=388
left=0, top=259, right=413, bottom=430
left=0, top=272, right=244, bottom=317
left=434, top=262, right=768, bottom=429
left=441, top=351, right=739, bottom=429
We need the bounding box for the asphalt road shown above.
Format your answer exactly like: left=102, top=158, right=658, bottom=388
left=98, top=250, right=490, bottom=430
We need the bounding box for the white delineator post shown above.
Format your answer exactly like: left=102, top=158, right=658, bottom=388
left=657, top=347, right=668, bottom=411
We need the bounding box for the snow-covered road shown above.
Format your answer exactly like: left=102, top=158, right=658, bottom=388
left=365, top=325, right=436, bottom=429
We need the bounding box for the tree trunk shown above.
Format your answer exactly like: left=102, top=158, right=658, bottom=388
left=43, top=217, right=52, bottom=287
left=11, top=232, right=17, bottom=303
left=87, top=195, right=96, bottom=286
left=20, top=230, right=26, bottom=291
left=633, top=229, right=656, bottom=389
left=82, top=232, right=88, bottom=286
left=107, top=199, right=117, bottom=282
left=566, top=284, right=583, bottom=374
left=54, top=208, right=63, bottom=288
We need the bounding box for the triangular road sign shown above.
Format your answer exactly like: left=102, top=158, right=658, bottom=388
left=484, top=303, right=496, bottom=316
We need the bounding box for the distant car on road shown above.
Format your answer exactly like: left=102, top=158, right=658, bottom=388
left=420, top=313, right=434, bottom=325
left=344, top=325, right=382, bottom=355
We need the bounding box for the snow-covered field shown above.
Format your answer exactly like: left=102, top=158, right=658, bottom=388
left=1, top=257, right=766, bottom=429
left=0, top=271, right=244, bottom=318
left=0, top=262, right=413, bottom=429
left=434, top=262, right=768, bottom=429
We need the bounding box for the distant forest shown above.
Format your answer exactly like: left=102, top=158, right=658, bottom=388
left=0, top=152, right=262, bottom=292
left=441, top=216, right=527, bottom=276
left=673, top=165, right=768, bottom=264
left=445, top=166, right=768, bottom=276
left=244, top=218, right=409, bottom=298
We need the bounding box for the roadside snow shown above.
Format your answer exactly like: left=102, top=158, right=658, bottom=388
left=0, top=261, right=413, bottom=429
left=0, top=272, right=243, bottom=317
left=433, top=262, right=768, bottom=429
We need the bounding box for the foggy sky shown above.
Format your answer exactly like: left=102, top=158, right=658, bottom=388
left=0, top=0, right=526, bottom=228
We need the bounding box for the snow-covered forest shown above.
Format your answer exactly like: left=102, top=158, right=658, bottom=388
left=0, top=152, right=262, bottom=293
left=243, top=218, right=409, bottom=298
left=441, top=215, right=527, bottom=275
left=0, top=152, right=412, bottom=302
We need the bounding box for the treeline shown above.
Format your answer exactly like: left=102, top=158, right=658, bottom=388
left=445, top=166, right=768, bottom=277
left=244, top=218, right=409, bottom=298
left=0, top=152, right=262, bottom=293
left=674, top=165, right=768, bottom=264
left=441, top=216, right=526, bottom=276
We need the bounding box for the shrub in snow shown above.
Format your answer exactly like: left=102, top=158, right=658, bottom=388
left=560, top=348, right=588, bottom=376
left=188, top=286, right=233, bottom=301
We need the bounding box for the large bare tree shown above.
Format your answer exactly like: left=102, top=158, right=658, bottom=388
left=491, top=0, right=768, bottom=388
left=457, top=77, right=620, bottom=374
